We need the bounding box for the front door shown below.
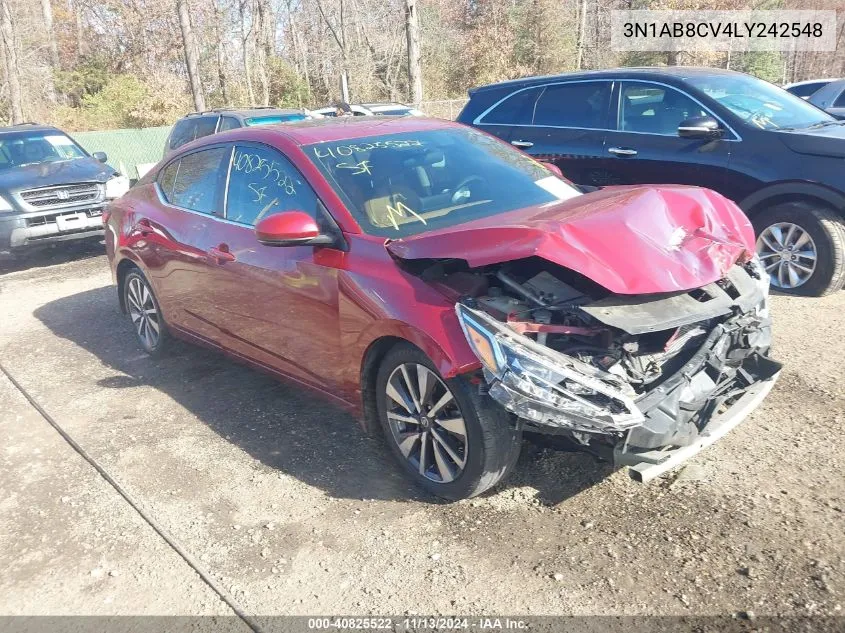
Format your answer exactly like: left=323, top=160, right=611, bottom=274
left=599, top=81, right=735, bottom=193
left=198, top=142, right=346, bottom=395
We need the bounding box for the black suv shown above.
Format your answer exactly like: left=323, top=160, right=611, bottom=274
left=0, top=124, right=128, bottom=259
left=164, top=107, right=313, bottom=157
left=458, top=67, right=845, bottom=296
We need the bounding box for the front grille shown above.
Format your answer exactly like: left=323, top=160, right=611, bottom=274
left=20, top=182, right=103, bottom=209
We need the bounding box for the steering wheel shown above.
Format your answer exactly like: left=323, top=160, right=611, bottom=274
left=451, top=175, right=486, bottom=204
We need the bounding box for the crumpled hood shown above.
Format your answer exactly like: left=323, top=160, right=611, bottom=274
left=0, top=157, right=114, bottom=193
left=386, top=185, right=755, bottom=295
left=777, top=125, right=845, bottom=159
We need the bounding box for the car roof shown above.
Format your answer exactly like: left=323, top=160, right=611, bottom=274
left=183, top=107, right=305, bottom=119
left=239, top=116, right=459, bottom=145
left=785, top=78, right=841, bottom=88
left=469, top=66, right=748, bottom=93
left=0, top=123, right=61, bottom=135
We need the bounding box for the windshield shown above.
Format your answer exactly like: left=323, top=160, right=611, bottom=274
left=245, top=114, right=308, bottom=126
left=684, top=74, right=834, bottom=131
left=305, top=127, right=580, bottom=238
left=0, top=132, right=87, bottom=170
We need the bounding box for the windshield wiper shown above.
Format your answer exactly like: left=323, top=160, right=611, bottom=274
left=804, top=120, right=845, bottom=130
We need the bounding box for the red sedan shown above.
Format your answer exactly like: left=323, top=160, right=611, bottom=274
left=105, top=117, right=781, bottom=499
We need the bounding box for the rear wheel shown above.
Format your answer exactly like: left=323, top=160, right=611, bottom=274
left=753, top=202, right=845, bottom=296
left=123, top=269, right=169, bottom=356
left=375, top=343, right=521, bottom=500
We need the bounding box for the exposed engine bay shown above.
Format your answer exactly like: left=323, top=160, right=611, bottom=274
left=413, top=255, right=782, bottom=475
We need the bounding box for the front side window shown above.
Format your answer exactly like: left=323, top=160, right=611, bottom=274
left=833, top=87, right=845, bottom=108
left=684, top=74, right=834, bottom=130
left=619, top=82, right=708, bottom=135
left=0, top=132, right=87, bottom=170
left=305, top=127, right=580, bottom=238
left=158, top=147, right=229, bottom=214
left=225, top=144, right=319, bottom=226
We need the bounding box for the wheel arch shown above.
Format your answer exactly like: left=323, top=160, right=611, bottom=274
left=357, top=323, right=480, bottom=434
left=740, top=182, right=845, bottom=221
left=115, top=258, right=140, bottom=314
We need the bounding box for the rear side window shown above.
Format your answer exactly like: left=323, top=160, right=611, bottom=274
left=225, top=144, right=319, bottom=226
left=482, top=87, right=542, bottom=125
left=168, top=119, right=197, bottom=150
left=789, top=82, right=826, bottom=98
left=193, top=116, right=219, bottom=141
left=533, top=82, right=611, bottom=128
left=219, top=116, right=241, bottom=132
left=158, top=147, right=229, bottom=214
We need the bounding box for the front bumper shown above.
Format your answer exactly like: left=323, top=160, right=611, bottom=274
left=0, top=206, right=105, bottom=254
left=619, top=368, right=780, bottom=482
left=457, top=291, right=781, bottom=481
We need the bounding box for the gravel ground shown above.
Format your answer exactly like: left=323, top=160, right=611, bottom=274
left=0, top=243, right=842, bottom=619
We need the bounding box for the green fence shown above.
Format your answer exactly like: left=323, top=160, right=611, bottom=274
left=72, top=126, right=171, bottom=181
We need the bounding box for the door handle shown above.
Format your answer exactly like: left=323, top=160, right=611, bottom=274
left=511, top=140, right=534, bottom=149
left=608, top=147, right=638, bottom=157
left=208, top=244, right=236, bottom=264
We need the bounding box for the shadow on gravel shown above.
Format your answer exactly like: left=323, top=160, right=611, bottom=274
left=0, top=238, right=105, bottom=275
left=36, top=285, right=606, bottom=505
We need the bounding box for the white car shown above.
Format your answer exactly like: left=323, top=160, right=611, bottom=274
left=312, top=103, right=424, bottom=118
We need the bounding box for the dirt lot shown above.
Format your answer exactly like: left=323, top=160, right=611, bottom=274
left=0, top=243, right=843, bottom=620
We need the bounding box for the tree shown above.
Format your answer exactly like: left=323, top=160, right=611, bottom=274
left=405, top=0, right=422, bottom=105
left=0, top=0, right=23, bottom=123
left=177, top=0, right=206, bottom=111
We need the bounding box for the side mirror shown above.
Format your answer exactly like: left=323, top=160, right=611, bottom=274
left=92, top=151, right=108, bottom=163
left=540, top=161, right=564, bottom=178
left=255, top=211, right=334, bottom=247
left=678, top=116, right=723, bottom=140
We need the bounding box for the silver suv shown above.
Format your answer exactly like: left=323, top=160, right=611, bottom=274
left=0, top=124, right=129, bottom=259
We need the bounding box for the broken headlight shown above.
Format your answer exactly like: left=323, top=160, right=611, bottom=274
left=456, top=302, right=644, bottom=433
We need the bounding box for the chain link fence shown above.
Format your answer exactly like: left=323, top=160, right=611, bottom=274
left=418, top=98, right=469, bottom=120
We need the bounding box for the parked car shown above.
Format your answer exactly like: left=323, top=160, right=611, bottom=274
left=0, top=123, right=129, bottom=259
left=312, top=103, right=424, bottom=117
left=105, top=117, right=780, bottom=498
left=164, top=107, right=314, bottom=157
left=806, top=79, right=845, bottom=120
left=784, top=78, right=839, bottom=100
left=458, top=67, right=845, bottom=296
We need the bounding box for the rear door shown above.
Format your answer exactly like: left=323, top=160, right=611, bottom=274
left=142, top=145, right=231, bottom=340
left=598, top=81, right=734, bottom=192
left=476, top=81, right=613, bottom=186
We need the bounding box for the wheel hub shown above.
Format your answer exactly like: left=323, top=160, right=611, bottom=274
left=756, top=221, right=817, bottom=289
left=384, top=363, right=468, bottom=484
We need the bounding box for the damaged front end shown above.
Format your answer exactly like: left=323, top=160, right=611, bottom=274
left=452, top=258, right=782, bottom=481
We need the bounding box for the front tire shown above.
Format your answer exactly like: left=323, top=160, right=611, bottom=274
left=375, top=343, right=521, bottom=500
left=753, top=202, right=845, bottom=296
left=123, top=269, right=169, bottom=356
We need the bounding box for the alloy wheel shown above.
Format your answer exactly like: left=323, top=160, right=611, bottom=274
left=756, top=221, right=818, bottom=289
left=127, top=276, right=161, bottom=351
left=384, top=363, right=468, bottom=484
